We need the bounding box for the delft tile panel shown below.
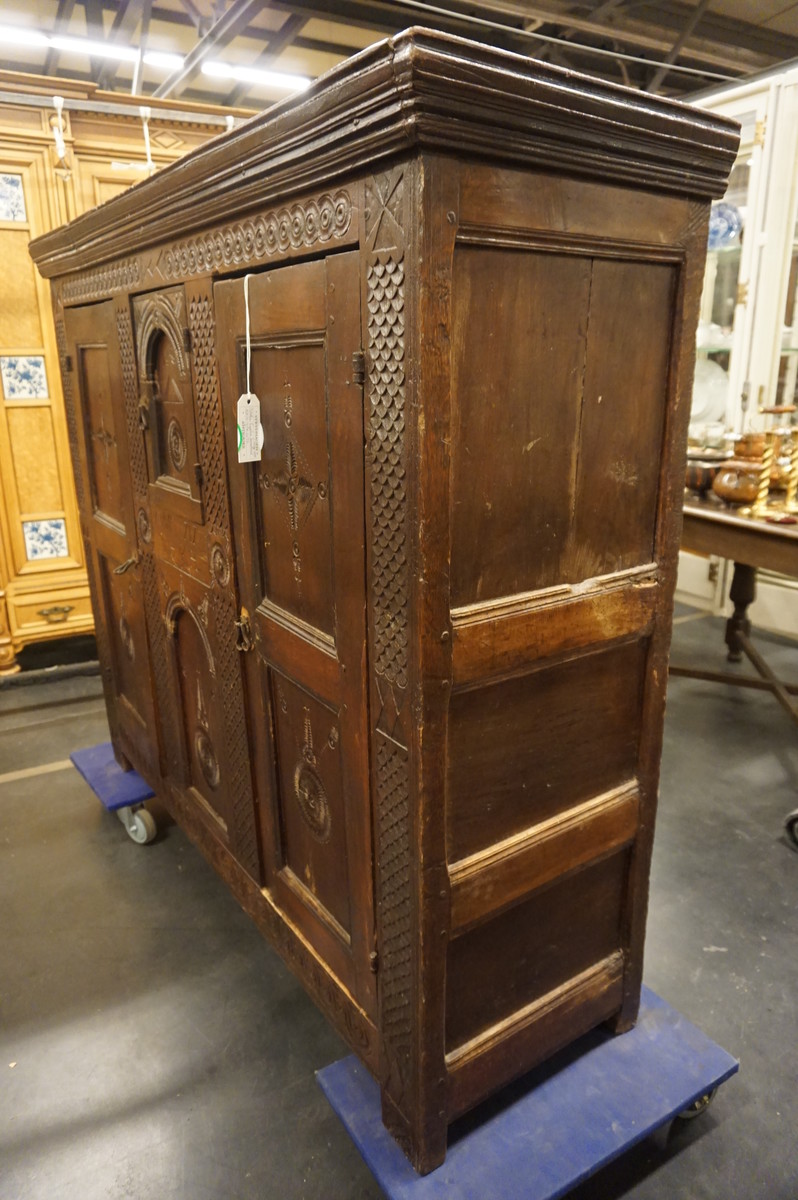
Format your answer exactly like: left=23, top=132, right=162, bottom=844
left=0, top=173, right=27, bottom=222
left=1, top=356, right=48, bottom=401
left=23, top=518, right=69, bottom=561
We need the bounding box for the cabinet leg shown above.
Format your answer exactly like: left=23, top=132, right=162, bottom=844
left=725, top=561, right=755, bottom=663
left=381, top=1088, right=447, bottom=1176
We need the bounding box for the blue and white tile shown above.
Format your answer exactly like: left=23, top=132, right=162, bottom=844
left=0, top=173, right=26, bottom=222
left=0, top=355, right=48, bottom=400
left=23, top=519, right=69, bottom=561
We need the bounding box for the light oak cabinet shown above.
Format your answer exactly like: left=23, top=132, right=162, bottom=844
left=31, top=30, right=736, bottom=1172
left=0, top=72, right=241, bottom=671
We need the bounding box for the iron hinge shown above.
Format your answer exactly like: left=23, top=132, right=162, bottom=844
left=63, top=354, right=73, bottom=373
left=369, top=949, right=379, bottom=975
left=183, top=327, right=192, bottom=353
left=235, top=609, right=254, bottom=653
left=194, top=462, right=204, bottom=491
left=754, top=117, right=766, bottom=148
left=352, top=349, right=366, bottom=387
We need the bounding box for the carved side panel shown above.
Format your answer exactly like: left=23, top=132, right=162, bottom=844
left=189, top=294, right=228, bottom=535
left=55, top=315, right=85, bottom=514
left=116, top=307, right=149, bottom=502
left=189, top=288, right=260, bottom=878
left=365, top=168, right=413, bottom=1107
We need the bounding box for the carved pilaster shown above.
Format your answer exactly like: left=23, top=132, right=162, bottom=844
left=189, top=287, right=260, bottom=878
left=364, top=167, right=413, bottom=1117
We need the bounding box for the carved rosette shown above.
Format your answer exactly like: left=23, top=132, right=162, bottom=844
left=365, top=168, right=413, bottom=1107
left=291, top=709, right=333, bottom=844
left=167, top=418, right=187, bottom=470
left=161, top=191, right=352, bottom=278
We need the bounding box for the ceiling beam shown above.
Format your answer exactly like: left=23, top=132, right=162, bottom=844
left=151, top=0, right=266, bottom=99
left=96, top=0, right=143, bottom=88
left=647, top=0, right=712, bottom=93
left=43, top=0, right=77, bottom=77
left=83, top=0, right=106, bottom=80
left=452, top=0, right=774, bottom=73
left=175, top=0, right=204, bottom=30
left=224, top=12, right=306, bottom=106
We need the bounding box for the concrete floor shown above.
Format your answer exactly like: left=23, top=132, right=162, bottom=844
left=0, top=608, right=796, bottom=1200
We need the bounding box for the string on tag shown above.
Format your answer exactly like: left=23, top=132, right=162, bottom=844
left=244, top=273, right=252, bottom=395
left=237, top=273, right=264, bottom=464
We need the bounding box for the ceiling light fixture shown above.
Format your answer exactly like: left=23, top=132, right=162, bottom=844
left=0, top=24, right=49, bottom=48
left=142, top=50, right=184, bottom=71
left=49, top=35, right=140, bottom=63
left=201, top=60, right=311, bottom=92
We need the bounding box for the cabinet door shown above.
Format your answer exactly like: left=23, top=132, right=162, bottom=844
left=215, top=253, right=375, bottom=1015
left=63, top=300, right=157, bottom=776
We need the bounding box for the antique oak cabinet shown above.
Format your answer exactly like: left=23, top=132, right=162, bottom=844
left=30, top=30, right=738, bottom=1173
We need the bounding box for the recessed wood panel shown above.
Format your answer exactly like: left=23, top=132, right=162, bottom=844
left=97, top=553, right=150, bottom=733
left=450, top=247, right=590, bottom=605
left=450, top=247, right=676, bottom=604
left=570, top=259, right=674, bottom=579
left=7, top=406, right=62, bottom=513
left=270, top=672, right=351, bottom=939
left=446, top=850, right=628, bottom=1052
left=78, top=343, right=125, bottom=530
left=446, top=640, right=646, bottom=862
left=251, top=337, right=333, bottom=638
left=172, top=605, right=227, bottom=827
left=0, top=231, right=41, bottom=346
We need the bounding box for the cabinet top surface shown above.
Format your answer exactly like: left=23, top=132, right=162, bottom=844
left=30, top=26, right=739, bottom=279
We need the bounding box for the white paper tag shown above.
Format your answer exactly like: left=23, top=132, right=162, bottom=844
left=237, top=392, right=264, bottom=463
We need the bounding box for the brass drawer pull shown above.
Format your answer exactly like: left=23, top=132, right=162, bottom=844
left=37, top=604, right=74, bottom=624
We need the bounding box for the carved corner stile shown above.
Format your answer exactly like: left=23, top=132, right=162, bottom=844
left=363, top=166, right=415, bottom=1141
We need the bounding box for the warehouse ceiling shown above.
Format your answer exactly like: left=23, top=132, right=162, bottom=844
left=1, top=0, right=797, bottom=108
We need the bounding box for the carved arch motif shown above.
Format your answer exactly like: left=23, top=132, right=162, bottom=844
left=164, top=589, right=216, bottom=678
left=133, top=288, right=189, bottom=386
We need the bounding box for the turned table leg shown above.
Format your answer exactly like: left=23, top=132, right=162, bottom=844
left=725, top=561, right=756, bottom=663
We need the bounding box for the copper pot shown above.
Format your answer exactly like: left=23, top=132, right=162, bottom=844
left=712, top=458, right=761, bottom=505
left=733, top=432, right=765, bottom=460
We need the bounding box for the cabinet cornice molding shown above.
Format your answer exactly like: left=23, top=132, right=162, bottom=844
left=30, top=26, right=738, bottom=281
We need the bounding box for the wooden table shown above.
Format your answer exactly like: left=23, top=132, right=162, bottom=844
left=677, top=498, right=798, bottom=728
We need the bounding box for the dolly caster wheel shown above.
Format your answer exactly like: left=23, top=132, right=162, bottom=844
left=116, top=804, right=157, bottom=844
left=785, top=810, right=798, bottom=849
left=677, top=1087, right=718, bottom=1120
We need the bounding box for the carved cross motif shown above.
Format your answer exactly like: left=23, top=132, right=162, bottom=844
left=91, top=415, right=116, bottom=463
left=272, top=439, right=319, bottom=533
left=365, top=171, right=405, bottom=252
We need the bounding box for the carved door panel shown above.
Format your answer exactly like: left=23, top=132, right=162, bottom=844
left=133, top=287, right=203, bottom=528
left=63, top=301, right=158, bottom=776
left=129, top=284, right=261, bottom=876
left=215, top=252, right=375, bottom=1015
left=159, top=560, right=231, bottom=840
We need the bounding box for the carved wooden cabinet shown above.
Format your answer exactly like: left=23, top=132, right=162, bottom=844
left=30, top=30, right=737, bottom=1173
